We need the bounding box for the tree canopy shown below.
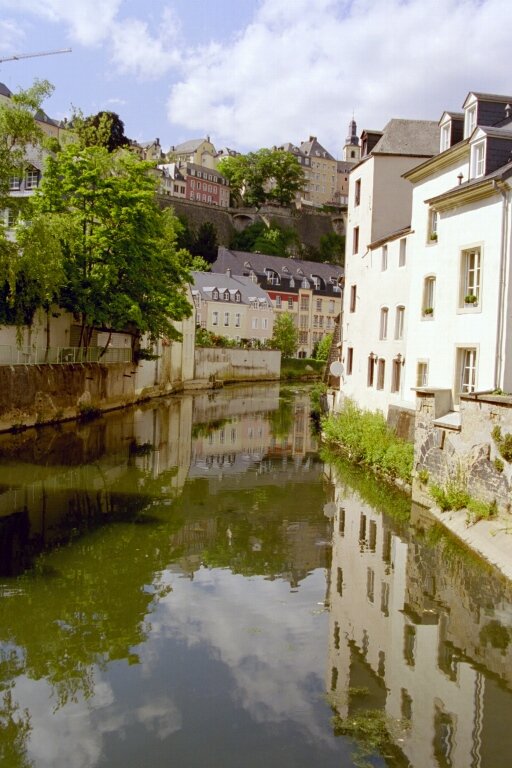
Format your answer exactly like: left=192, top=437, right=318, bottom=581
left=218, top=148, right=305, bottom=207
left=271, top=312, right=298, bottom=358
left=73, top=110, right=131, bottom=153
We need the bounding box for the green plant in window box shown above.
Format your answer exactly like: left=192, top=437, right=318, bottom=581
left=429, top=232, right=438, bottom=242
left=423, top=307, right=434, bottom=316
left=464, top=294, right=478, bottom=305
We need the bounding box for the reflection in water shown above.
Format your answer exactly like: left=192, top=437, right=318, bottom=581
left=326, top=457, right=512, bottom=767
left=1, top=386, right=512, bottom=767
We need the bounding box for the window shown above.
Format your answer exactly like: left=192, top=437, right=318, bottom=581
left=422, top=276, right=436, bottom=317
left=275, top=296, right=282, bottom=308
left=252, top=317, right=259, bottom=330
left=428, top=209, right=438, bottom=242
left=224, top=291, right=230, bottom=301
left=381, top=244, right=388, bottom=271
left=460, top=247, right=481, bottom=308
left=395, top=306, right=405, bottom=340
left=288, top=298, right=293, bottom=310
left=391, top=356, right=402, bottom=393
left=267, top=270, right=280, bottom=285
left=353, top=226, right=359, bottom=254
left=354, top=178, right=361, bottom=206
left=440, top=122, right=451, bottom=152
left=213, top=289, right=219, bottom=300
left=464, top=104, right=477, bottom=138
left=300, top=314, right=308, bottom=329
left=399, top=238, right=406, bottom=267
left=212, top=311, right=218, bottom=326
left=471, top=140, right=486, bottom=178
left=367, top=355, right=376, bottom=387
left=347, top=347, right=353, bottom=375
left=316, top=298, right=322, bottom=311
left=313, top=314, right=318, bottom=328
left=328, top=300, right=335, bottom=313
left=377, top=358, right=385, bottom=390
left=379, top=307, right=389, bottom=340
left=25, top=169, right=39, bottom=189
left=262, top=318, right=268, bottom=330
left=366, top=568, right=375, bottom=603
left=300, top=296, right=309, bottom=311
left=235, top=292, right=241, bottom=302
left=9, top=176, right=20, bottom=190
left=416, top=361, right=428, bottom=387
left=235, top=313, right=240, bottom=327
left=459, top=348, right=477, bottom=393
left=224, top=311, right=229, bottom=326
left=349, top=284, right=357, bottom=312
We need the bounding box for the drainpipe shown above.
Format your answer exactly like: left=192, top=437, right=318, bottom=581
left=494, top=181, right=510, bottom=389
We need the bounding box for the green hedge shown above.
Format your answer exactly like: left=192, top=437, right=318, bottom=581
left=280, top=358, right=324, bottom=380
left=321, top=399, right=413, bottom=483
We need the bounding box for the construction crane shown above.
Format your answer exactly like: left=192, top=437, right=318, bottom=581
left=0, top=48, right=72, bottom=64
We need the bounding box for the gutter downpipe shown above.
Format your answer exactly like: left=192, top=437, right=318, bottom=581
left=494, top=180, right=510, bottom=389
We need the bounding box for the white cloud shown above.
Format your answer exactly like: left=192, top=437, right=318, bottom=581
left=0, top=18, right=25, bottom=54
left=110, top=11, right=182, bottom=80
left=167, top=0, right=512, bottom=153
left=0, top=0, right=122, bottom=45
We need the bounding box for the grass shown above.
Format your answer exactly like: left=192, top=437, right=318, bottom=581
left=280, top=357, right=324, bottom=380
left=321, top=399, right=413, bottom=484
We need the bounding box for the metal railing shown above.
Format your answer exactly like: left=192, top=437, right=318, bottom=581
left=0, top=345, right=132, bottom=366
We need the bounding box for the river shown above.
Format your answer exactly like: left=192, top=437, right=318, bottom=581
left=0, top=384, right=511, bottom=768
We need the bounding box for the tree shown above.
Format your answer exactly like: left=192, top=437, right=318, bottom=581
left=74, top=110, right=130, bottom=153
left=218, top=148, right=305, bottom=208
left=17, top=142, right=193, bottom=350
left=319, top=231, right=345, bottom=265
left=271, top=312, right=298, bottom=358
left=314, top=333, right=333, bottom=362
left=190, top=221, right=219, bottom=264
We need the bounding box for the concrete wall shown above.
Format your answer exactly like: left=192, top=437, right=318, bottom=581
left=194, top=347, right=281, bottom=382
left=413, top=390, right=512, bottom=512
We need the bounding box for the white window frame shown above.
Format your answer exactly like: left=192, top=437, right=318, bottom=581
left=460, top=247, right=481, bottom=307
left=252, top=317, right=258, bottom=330
left=440, top=122, right=451, bottom=152
left=428, top=209, right=438, bottom=243
left=275, top=296, right=282, bottom=308
left=395, top=305, right=405, bottom=340
left=416, top=360, right=429, bottom=388
left=235, top=313, right=241, bottom=327
left=376, top=359, right=385, bottom=390
left=422, top=276, right=436, bottom=318
left=464, top=104, right=477, bottom=138
left=399, top=238, right=406, bottom=267
left=212, top=311, right=218, bottom=326
left=224, top=311, right=229, bottom=326
left=379, top=307, right=389, bottom=340
left=25, top=168, right=39, bottom=189
left=381, top=244, right=388, bottom=271
left=458, top=347, right=477, bottom=394
left=471, top=140, right=486, bottom=179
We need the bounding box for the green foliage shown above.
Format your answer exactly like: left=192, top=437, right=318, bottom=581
left=466, top=498, right=498, bottom=525
left=271, top=312, right=298, bottom=358
left=418, top=469, right=429, bottom=484
left=332, top=708, right=403, bottom=768
left=15, top=141, right=193, bottom=347
left=492, top=424, right=512, bottom=462
left=218, top=148, right=305, bottom=207
left=318, top=231, right=345, bottom=265
left=494, top=457, right=504, bottom=473
left=195, top=328, right=237, bottom=348
left=314, top=333, right=333, bottom=362
left=230, top=220, right=300, bottom=258
left=73, top=110, right=130, bottom=152
left=280, top=357, right=324, bottom=380
left=429, top=481, right=470, bottom=511
left=189, top=221, right=219, bottom=264
left=321, top=400, right=413, bottom=483
left=479, top=620, right=510, bottom=650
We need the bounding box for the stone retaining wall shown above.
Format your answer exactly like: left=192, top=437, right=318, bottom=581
left=194, top=348, right=281, bottom=382
left=413, top=389, right=512, bottom=513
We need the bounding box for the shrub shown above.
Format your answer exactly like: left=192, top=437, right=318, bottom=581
left=321, top=400, right=413, bottom=483
left=417, top=469, right=429, bottom=484
left=466, top=498, right=498, bottom=525
left=494, top=457, right=504, bottom=473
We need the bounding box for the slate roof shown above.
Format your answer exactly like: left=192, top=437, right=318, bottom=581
left=191, top=270, right=272, bottom=305
left=299, top=136, right=335, bottom=162
left=173, top=138, right=212, bottom=154
left=0, top=82, right=12, bottom=98
left=213, top=247, right=343, bottom=296
left=372, top=119, right=439, bottom=156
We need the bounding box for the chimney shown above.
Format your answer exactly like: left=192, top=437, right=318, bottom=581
left=226, top=268, right=231, bottom=278
left=506, top=104, right=512, bottom=119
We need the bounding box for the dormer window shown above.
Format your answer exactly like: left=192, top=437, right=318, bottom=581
left=224, top=291, right=230, bottom=301
left=440, top=122, right=451, bottom=152
left=289, top=277, right=295, bottom=288
left=471, top=140, right=486, bottom=178
left=213, top=289, right=219, bottom=300
left=235, top=291, right=241, bottom=302
left=465, top=104, right=477, bottom=138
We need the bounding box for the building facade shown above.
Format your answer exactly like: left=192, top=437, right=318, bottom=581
left=213, top=247, right=343, bottom=358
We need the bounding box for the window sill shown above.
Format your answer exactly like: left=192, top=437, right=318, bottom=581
left=457, top=305, right=481, bottom=314
left=421, top=314, right=435, bottom=321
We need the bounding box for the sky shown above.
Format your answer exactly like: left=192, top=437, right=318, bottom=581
left=0, top=0, right=510, bottom=156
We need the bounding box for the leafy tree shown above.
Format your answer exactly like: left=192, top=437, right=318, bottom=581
left=319, top=231, right=345, bottom=265
left=271, top=312, right=298, bottom=358
left=74, top=110, right=130, bottom=153
left=16, top=143, right=193, bottom=350
left=190, top=221, right=218, bottom=264
left=230, top=220, right=300, bottom=257
left=218, top=148, right=304, bottom=208
left=314, top=333, right=333, bottom=362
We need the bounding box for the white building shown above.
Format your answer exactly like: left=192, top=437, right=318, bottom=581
left=403, top=92, right=512, bottom=410
left=340, top=119, right=439, bottom=416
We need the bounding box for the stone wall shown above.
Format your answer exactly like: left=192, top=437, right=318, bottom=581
left=158, top=197, right=338, bottom=249
left=413, top=389, right=512, bottom=513
left=194, top=348, right=281, bottom=382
